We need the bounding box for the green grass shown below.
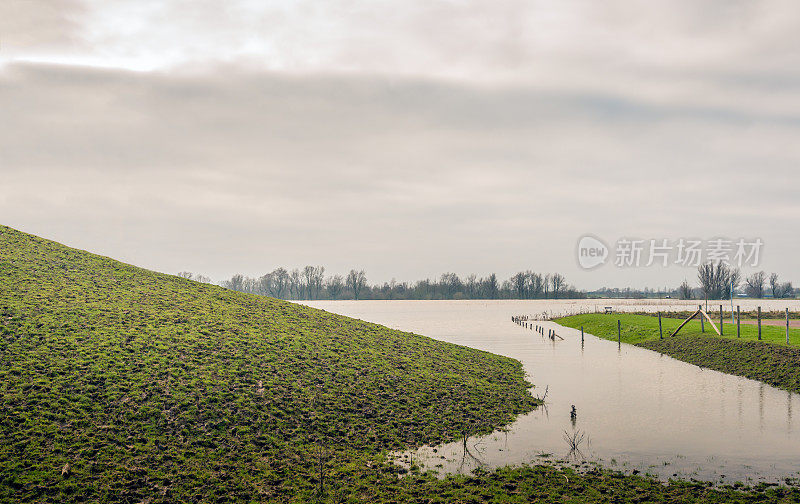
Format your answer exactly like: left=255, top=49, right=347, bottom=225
left=3, top=225, right=800, bottom=503
left=0, top=225, right=537, bottom=502
left=556, top=313, right=800, bottom=394
left=557, top=313, right=800, bottom=346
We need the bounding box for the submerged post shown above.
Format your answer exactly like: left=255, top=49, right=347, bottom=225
left=658, top=312, right=663, bottom=339
left=617, top=319, right=621, bottom=344
left=581, top=326, right=584, bottom=343
left=758, top=306, right=762, bottom=340
left=720, top=305, right=723, bottom=336
left=699, top=304, right=705, bottom=332
left=737, top=305, right=741, bottom=338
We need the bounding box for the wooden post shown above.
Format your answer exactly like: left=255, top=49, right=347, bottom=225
left=787, top=308, right=790, bottom=345
left=670, top=309, right=701, bottom=337
left=617, top=320, right=621, bottom=344
left=758, top=306, right=762, bottom=341
left=581, top=326, right=584, bottom=343
left=719, top=305, right=723, bottom=336
left=699, top=304, right=705, bottom=332
left=658, top=312, right=663, bottom=339
left=737, top=305, right=740, bottom=338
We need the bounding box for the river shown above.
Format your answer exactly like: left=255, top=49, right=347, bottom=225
left=303, top=299, right=800, bottom=484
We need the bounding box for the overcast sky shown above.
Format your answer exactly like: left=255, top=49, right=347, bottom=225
left=2, top=0, right=799, bottom=289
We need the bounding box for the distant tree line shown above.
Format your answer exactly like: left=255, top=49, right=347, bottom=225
left=180, top=262, right=796, bottom=301
left=675, top=262, right=796, bottom=300
left=184, top=267, right=584, bottom=300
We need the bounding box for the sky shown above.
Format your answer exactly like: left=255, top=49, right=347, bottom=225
left=1, top=0, right=800, bottom=289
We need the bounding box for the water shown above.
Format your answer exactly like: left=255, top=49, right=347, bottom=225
left=302, top=300, right=800, bottom=484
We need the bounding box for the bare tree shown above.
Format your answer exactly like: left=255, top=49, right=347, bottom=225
left=697, top=262, right=735, bottom=300
left=745, top=271, right=766, bottom=298
left=770, top=273, right=780, bottom=298
left=177, top=271, right=212, bottom=283
left=222, top=274, right=245, bottom=292
left=485, top=273, right=499, bottom=299
left=302, top=266, right=316, bottom=299
left=288, top=269, right=302, bottom=300
left=346, top=269, right=367, bottom=300
left=312, top=266, right=325, bottom=299
left=465, top=274, right=478, bottom=299
left=326, top=275, right=344, bottom=299
left=679, top=279, right=693, bottom=300
left=551, top=273, right=566, bottom=299
left=527, top=272, right=544, bottom=299
left=512, top=272, right=527, bottom=299
left=268, top=267, right=289, bottom=298
left=727, top=268, right=741, bottom=298
left=440, top=272, right=462, bottom=298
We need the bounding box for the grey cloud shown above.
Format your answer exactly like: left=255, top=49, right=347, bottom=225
left=0, top=0, right=87, bottom=53
left=1, top=62, right=799, bottom=288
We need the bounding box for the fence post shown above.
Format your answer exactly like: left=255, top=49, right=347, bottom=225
left=581, top=326, right=584, bottom=343
left=617, top=319, right=621, bottom=344
left=758, top=306, right=762, bottom=341
left=719, top=305, right=723, bottom=336
left=737, top=305, right=740, bottom=338
left=787, top=308, right=790, bottom=345
left=699, top=304, right=705, bottom=332
left=658, top=312, right=663, bottom=339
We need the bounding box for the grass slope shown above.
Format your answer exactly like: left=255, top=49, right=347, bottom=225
left=556, top=313, right=800, bottom=394
left=3, top=227, right=799, bottom=503
left=0, top=225, right=536, bottom=502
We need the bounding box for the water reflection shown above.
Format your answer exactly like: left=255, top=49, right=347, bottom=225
left=304, top=300, right=800, bottom=484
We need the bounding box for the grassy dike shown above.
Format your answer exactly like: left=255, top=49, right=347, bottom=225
left=2, top=225, right=799, bottom=503
left=556, top=313, right=800, bottom=395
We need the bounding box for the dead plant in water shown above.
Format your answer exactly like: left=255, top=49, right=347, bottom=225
left=563, top=429, right=587, bottom=461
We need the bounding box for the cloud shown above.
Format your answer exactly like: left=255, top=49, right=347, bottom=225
left=2, top=1, right=800, bottom=287
left=0, top=0, right=88, bottom=53
left=1, top=62, right=799, bottom=288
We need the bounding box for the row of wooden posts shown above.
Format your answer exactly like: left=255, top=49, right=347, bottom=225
left=515, top=306, right=793, bottom=345
left=617, top=306, right=791, bottom=342
left=511, top=316, right=563, bottom=340
left=666, top=305, right=791, bottom=343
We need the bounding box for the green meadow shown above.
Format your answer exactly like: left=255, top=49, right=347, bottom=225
left=0, top=225, right=536, bottom=502
left=3, top=224, right=800, bottom=502
left=556, top=313, right=800, bottom=394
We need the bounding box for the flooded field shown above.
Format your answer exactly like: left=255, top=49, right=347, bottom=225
left=304, top=299, right=800, bottom=484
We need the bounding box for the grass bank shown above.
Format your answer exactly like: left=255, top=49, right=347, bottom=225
left=3, top=225, right=800, bottom=503
left=0, top=225, right=537, bottom=502
left=556, top=313, right=800, bottom=394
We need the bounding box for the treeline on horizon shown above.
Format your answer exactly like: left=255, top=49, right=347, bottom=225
left=178, top=268, right=585, bottom=300
left=180, top=261, right=797, bottom=301
left=683, top=262, right=796, bottom=300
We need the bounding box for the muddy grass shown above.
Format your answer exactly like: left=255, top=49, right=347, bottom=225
left=4, top=225, right=799, bottom=503
left=379, top=465, right=800, bottom=503
left=0, top=225, right=537, bottom=503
